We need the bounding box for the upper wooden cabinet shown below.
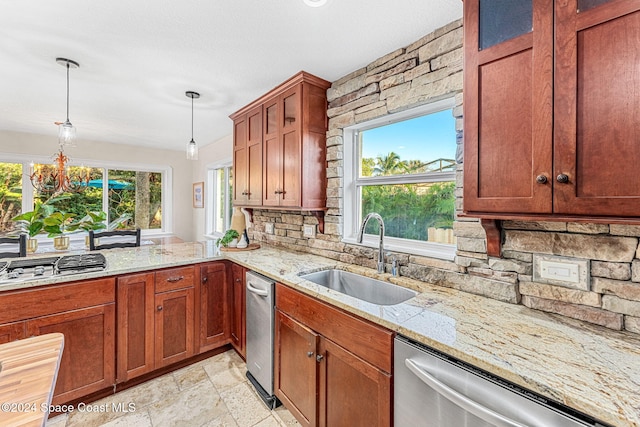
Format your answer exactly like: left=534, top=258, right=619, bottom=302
left=464, top=0, right=640, bottom=221
left=233, top=106, right=263, bottom=206
left=230, top=71, right=330, bottom=211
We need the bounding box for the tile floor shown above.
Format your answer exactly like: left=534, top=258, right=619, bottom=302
left=46, top=350, right=300, bottom=427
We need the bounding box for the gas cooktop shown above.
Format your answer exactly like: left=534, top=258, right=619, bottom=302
left=0, top=253, right=107, bottom=284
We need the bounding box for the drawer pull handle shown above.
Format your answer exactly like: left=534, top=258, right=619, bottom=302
left=167, top=276, right=184, bottom=283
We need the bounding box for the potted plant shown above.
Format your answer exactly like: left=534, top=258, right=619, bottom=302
left=69, top=211, right=107, bottom=247
left=43, top=211, right=76, bottom=250
left=216, top=229, right=239, bottom=248
left=12, top=207, right=44, bottom=253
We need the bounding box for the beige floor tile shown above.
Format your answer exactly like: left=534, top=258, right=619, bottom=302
left=200, top=411, right=239, bottom=427
left=66, top=399, right=131, bottom=427
left=115, top=373, right=180, bottom=410
left=100, top=411, right=153, bottom=427
left=148, top=379, right=227, bottom=427
left=207, top=363, right=247, bottom=392
left=220, top=382, right=271, bottom=427
left=172, top=363, right=211, bottom=391
left=251, top=415, right=282, bottom=427
left=272, top=406, right=301, bottom=426
left=200, top=350, right=247, bottom=377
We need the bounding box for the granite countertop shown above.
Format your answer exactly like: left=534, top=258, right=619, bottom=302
left=2, top=241, right=639, bottom=426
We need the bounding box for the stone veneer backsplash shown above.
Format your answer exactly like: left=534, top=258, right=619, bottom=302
left=245, top=19, right=640, bottom=336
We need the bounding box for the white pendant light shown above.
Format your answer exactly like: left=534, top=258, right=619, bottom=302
left=56, top=58, right=79, bottom=147
left=186, top=91, right=200, bottom=160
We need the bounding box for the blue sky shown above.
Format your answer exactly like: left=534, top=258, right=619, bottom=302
left=361, top=110, right=456, bottom=162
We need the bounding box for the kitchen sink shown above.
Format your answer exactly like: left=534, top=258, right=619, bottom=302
left=299, top=269, right=417, bottom=305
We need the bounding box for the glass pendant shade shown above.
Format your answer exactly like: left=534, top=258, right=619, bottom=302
left=186, top=138, right=198, bottom=160
left=58, top=119, right=76, bottom=146
left=185, top=91, right=200, bottom=161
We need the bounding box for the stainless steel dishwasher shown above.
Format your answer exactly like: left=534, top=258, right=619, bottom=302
left=394, top=335, right=610, bottom=427
left=245, top=270, right=280, bottom=409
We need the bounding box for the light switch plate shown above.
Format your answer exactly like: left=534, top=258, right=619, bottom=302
left=533, top=255, right=590, bottom=290
left=265, top=223, right=274, bottom=234
left=303, top=224, right=316, bottom=238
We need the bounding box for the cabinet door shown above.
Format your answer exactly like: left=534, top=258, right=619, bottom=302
left=26, top=304, right=116, bottom=405
left=233, top=115, right=248, bottom=204
left=553, top=1, right=640, bottom=216
left=230, top=263, right=246, bottom=359
left=275, top=309, right=318, bottom=427
left=318, top=337, right=391, bottom=427
left=155, top=287, right=195, bottom=368
left=246, top=106, right=263, bottom=206
left=280, top=85, right=302, bottom=207
left=263, top=96, right=281, bottom=206
left=0, top=322, right=25, bottom=344
left=116, top=272, right=155, bottom=382
left=463, top=0, right=554, bottom=214
left=199, top=262, right=230, bottom=353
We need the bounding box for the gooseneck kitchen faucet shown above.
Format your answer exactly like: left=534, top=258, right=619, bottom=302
left=357, top=212, right=386, bottom=273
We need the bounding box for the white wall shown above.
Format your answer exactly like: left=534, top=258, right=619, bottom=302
left=0, top=130, right=195, bottom=241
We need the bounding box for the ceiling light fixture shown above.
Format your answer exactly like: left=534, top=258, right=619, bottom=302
left=303, top=0, right=328, bottom=7
left=186, top=91, right=200, bottom=160
left=56, top=58, right=79, bottom=146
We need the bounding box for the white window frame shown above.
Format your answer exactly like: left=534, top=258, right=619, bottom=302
left=342, top=98, right=457, bottom=261
left=1, top=152, right=173, bottom=245
left=205, top=159, right=233, bottom=239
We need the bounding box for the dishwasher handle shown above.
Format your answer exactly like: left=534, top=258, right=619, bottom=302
left=247, top=281, right=269, bottom=297
left=405, top=358, right=529, bottom=427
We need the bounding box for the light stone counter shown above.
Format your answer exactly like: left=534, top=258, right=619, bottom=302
left=1, top=241, right=639, bottom=426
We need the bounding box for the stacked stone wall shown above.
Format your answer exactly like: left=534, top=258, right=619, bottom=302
left=245, top=18, right=640, bottom=336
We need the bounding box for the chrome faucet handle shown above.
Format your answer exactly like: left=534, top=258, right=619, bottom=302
left=389, top=255, right=398, bottom=277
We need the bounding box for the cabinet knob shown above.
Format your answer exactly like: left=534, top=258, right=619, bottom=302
left=157, top=305, right=163, bottom=311
left=307, top=351, right=314, bottom=357
left=316, top=354, right=324, bottom=362
left=556, top=173, right=569, bottom=183
left=536, top=174, right=548, bottom=184
left=241, top=191, right=248, bottom=196
left=203, top=276, right=208, bottom=283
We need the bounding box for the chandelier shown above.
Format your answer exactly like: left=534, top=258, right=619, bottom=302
left=29, top=147, right=91, bottom=195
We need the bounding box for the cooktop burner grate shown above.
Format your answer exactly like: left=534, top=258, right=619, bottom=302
left=8, top=256, right=60, bottom=271
left=57, top=253, right=107, bottom=272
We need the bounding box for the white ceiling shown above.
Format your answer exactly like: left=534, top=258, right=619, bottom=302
left=0, top=0, right=462, bottom=152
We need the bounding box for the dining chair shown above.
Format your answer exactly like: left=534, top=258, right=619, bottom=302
left=88, top=228, right=141, bottom=250
left=0, top=234, right=27, bottom=258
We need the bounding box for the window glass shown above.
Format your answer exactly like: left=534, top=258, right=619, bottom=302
left=359, top=111, right=456, bottom=178
left=479, top=0, right=532, bottom=50
left=0, top=162, right=23, bottom=232
left=107, top=170, right=162, bottom=230
left=211, top=165, right=233, bottom=235
left=33, top=166, right=103, bottom=218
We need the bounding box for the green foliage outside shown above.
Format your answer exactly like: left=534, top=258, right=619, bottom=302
left=361, top=152, right=456, bottom=242
left=0, top=163, right=23, bottom=232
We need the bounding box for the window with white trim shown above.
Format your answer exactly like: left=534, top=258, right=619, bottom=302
left=1, top=156, right=172, bottom=239
left=343, top=99, right=457, bottom=260
left=206, top=163, right=233, bottom=237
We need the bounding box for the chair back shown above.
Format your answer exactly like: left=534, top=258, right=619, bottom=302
left=0, top=234, right=27, bottom=258
left=89, top=228, right=141, bottom=251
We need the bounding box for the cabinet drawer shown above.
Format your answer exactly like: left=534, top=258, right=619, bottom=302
left=0, top=278, right=116, bottom=324
left=276, top=283, right=393, bottom=373
left=155, top=266, right=195, bottom=293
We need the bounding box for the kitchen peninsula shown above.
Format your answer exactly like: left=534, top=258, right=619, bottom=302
left=0, top=241, right=638, bottom=427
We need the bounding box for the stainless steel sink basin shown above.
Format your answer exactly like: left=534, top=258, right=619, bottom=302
left=300, top=269, right=417, bottom=305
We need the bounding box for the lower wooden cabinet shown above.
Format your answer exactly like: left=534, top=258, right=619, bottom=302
left=198, top=262, right=230, bottom=353
left=0, top=278, right=116, bottom=405
left=275, top=283, right=393, bottom=427
left=230, top=263, right=246, bottom=359
left=117, top=266, right=196, bottom=382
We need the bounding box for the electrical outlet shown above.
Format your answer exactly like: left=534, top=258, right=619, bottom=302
left=265, top=223, right=274, bottom=234
left=533, top=255, right=590, bottom=290
left=303, top=224, right=316, bottom=238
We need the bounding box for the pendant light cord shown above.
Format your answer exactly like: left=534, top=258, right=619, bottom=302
left=191, top=94, right=194, bottom=141
left=65, top=61, right=70, bottom=122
